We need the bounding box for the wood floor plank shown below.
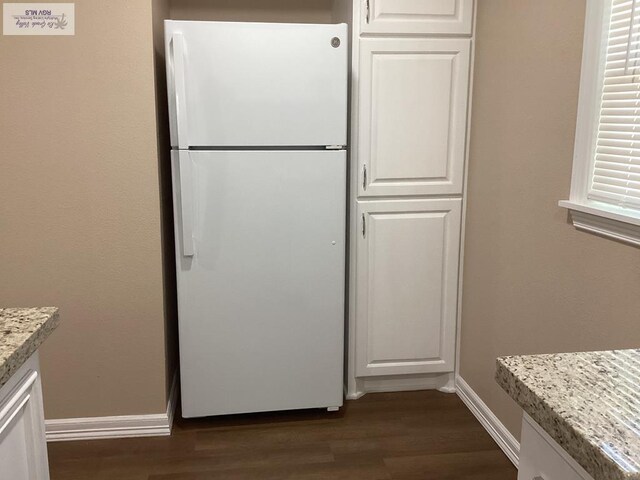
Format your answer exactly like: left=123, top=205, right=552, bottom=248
left=86, top=444, right=335, bottom=479
left=384, top=450, right=517, bottom=480
left=48, top=391, right=517, bottom=480
left=147, top=456, right=392, bottom=480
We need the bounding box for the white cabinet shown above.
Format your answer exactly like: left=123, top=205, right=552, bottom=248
left=518, top=414, right=593, bottom=480
left=0, top=353, right=50, bottom=480
left=355, top=198, right=461, bottom=376
left=358, top=38, right=471, bottom=197
left=346, top=0, right=475, bottom=397
left=360, top=0, right=473, bottom=35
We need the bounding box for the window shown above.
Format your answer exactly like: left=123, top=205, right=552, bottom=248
left=560, top=0, right=640, bottom=246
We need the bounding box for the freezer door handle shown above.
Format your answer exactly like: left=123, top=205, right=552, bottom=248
left=177, top=151, right=195, bottom=257
left=170, top=33, right=189, bottom=149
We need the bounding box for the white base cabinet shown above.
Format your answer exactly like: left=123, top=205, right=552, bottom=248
left=518, top=414, right=593, bottom=480
left=0, top=352, right=50, bottom=480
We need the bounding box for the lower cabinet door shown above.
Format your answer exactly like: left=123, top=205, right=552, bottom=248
left=355, top=198, right=462, bottom=377
left=0, top=353, right=49, bottom=480
left=518, top=414, right=593, bottom=480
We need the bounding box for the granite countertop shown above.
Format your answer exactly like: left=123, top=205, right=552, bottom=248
left=0, top=307, right=59, bottom=389
left=497, top=349, right=640, bottom=480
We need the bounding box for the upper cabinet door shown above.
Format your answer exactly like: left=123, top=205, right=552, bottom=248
left=358, top=38, right=470, bottom=197
left=361, top=0, right=473, bottom=35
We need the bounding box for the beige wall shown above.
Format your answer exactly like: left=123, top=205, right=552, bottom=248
left=460, top=0, right=640, bottom=438
left=0, top=0, right=170, bottom=418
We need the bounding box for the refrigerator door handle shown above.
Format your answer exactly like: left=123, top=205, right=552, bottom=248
left=170, top=33, right=189, bottom=149
left=177, top=151, right=195, bottom=257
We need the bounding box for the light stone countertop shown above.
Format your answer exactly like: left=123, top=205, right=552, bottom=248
left=496, top=349, right=640, bottom=480
left=0, top=307, right=59, bottom=389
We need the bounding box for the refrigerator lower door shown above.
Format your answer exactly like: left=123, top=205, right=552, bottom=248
left=172, top=150, right=346, bottom=417
left=165, top=21, right=348, bottom=148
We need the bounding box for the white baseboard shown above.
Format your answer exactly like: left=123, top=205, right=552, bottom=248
left=455, top=376, right=520, bottom=467
left=46, top=370, right=179, bottom=442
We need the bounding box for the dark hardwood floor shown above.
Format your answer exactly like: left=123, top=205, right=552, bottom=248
left=48, top=391, right=517, bottom=480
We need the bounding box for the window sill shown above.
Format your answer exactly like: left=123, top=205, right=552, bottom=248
left=558, top=200, right=640, bottom=247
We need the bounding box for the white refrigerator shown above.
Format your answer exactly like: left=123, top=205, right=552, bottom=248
left=164, top=20, right=347, bottom=418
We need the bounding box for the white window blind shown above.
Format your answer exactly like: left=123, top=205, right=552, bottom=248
left=591, top=0, right=640, bottom=209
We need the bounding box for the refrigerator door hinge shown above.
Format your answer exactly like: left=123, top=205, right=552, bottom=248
left=362, top=164, right=367, bottom=190
left=362, top=213, right=366, bottom=238
left=365, top=0, right=370, bottom=24
left=325, top=145, right=345, bottom=150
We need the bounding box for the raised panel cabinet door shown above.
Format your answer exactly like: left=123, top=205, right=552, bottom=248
left=358, top=38, right=471, bottom=197
left=361, top=0, right=473, bottom=35
left=355, top=198, right=462, bottom=377
left=0, top=353, right=49, bottom=480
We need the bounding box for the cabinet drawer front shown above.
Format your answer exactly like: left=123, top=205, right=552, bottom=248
left=355, top=199, right=461, bottom=377
left=361, top=0, right=473, bottom=35
left=358, top=38, right=470, bottom=197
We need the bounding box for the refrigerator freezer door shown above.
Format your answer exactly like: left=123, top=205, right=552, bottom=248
left=165, top=21, right=348, bottom=148
left=171, top=150, right=346, bottom=417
